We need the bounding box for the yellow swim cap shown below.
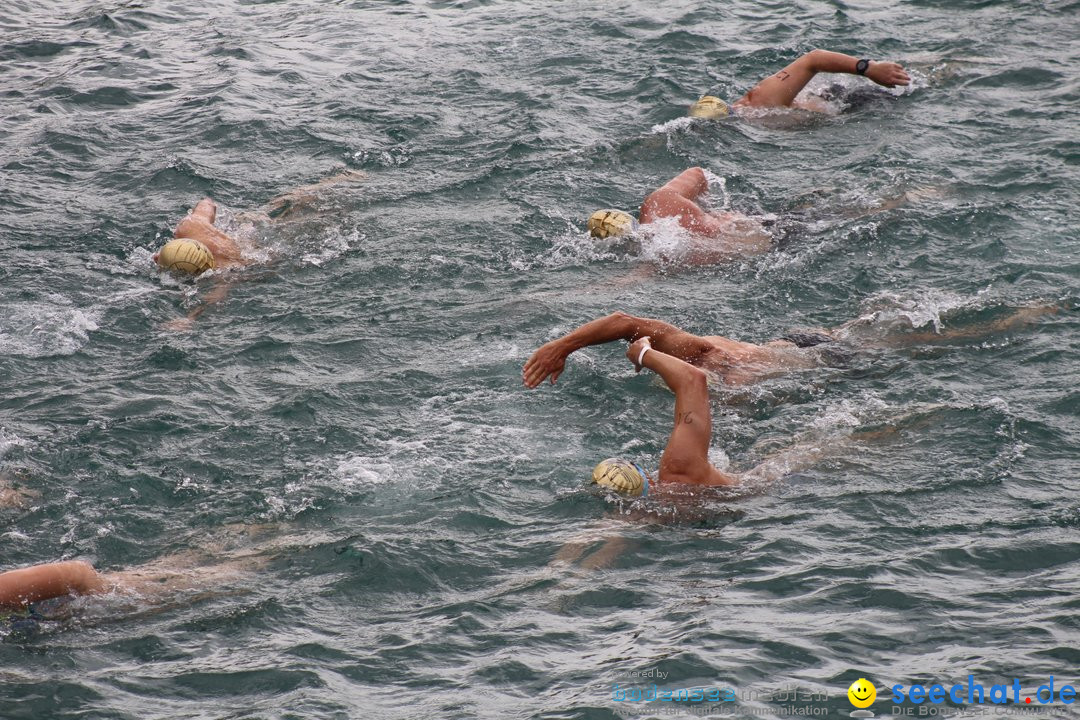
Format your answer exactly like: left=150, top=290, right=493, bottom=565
left=157, top=238, right=215, bottom=275
left=592, top=458, right=649, bottom=497
left=688, top=95, right=729, bottom=119
left=587, top=209, right=639, bottom=239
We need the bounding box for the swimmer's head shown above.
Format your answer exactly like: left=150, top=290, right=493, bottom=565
left=587, top=209, right=639, bottom=239
left=688, top=95, right=729, bottom=119
left=155, top=238, right=215, bottom=275
left=592, top=458, right=649, bottom=497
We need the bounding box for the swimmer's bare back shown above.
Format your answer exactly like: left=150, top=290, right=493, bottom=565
left=639, top=167, right=772, bottom=258
left=696, top=336, right=820, bottom=385
left=172, top=198, right=248, bottom=268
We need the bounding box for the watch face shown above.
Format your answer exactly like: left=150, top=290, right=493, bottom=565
left=856, top=59, right=870, bottom=75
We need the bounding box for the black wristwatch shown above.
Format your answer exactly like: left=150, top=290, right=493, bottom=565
left=855, top=58, right=871, bottom=75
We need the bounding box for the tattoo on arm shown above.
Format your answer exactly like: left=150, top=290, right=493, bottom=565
left=678, top=412, right=694, bottom=425
left=775, top=70, right=790, bottom=82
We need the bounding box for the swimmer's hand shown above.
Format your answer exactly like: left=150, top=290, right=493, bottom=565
left=523, top=340, right=568, bottom=388
left=866, top=61, right=910, bottom=88
left=626, top=336, right=652, bottom=373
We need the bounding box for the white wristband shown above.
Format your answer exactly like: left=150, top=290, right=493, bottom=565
left=637, top=345, right=651, bottom=367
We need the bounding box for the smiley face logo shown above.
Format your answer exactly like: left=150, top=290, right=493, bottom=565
left=847, top=678, right=876, bottom=708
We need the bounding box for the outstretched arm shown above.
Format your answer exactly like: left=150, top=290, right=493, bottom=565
left=523, top=312, right=715, bottom=388
left=627, top=337, right=737, bottom=487
left=0, top=561, right=107, bottom=608
left=163, top=280, right=233, bottom=332
left=734, top=49, right=910, bottom=109
left=550, top=521, right=630, bottom=572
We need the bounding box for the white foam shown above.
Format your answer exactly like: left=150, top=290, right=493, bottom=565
left=299, top=227, right=363, bottom=267
left=350, top=145, right=411, bottom=168
left=647, top=115, right=696, bottom=135
left=707, top=447, right=731, bottom=471
left=175, top=476, right=201, bottom=493
left=259, top=483, right=315, bottom=521
left=0, top=427, right=29, bottom=459
left=700, top=169, right=731, bottom=210
left=104, top=285, right=157, bottom=305
left=848, top=289, right=975, bottom=333
left=636, top=216, right=695, bottom=265
left=332, top=455, right=397, bottom=486
left=903, top=68, right=932, bottom=92
left=539, top=225, right=621, bottom=268
left=60, top=523, right=77, bottom=545
left=809, top=394, right=888, bottom=431
left=129, top=240, right=161, bottom=274
left=0, top=298, right=100, bottom=358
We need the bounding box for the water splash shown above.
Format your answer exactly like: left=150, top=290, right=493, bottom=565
left=0, top=298, right=100, bottom=357
left=846, top=288, right=980, bottom=334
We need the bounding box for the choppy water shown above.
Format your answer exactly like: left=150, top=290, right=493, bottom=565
left=1, top=1, right=1078, bottom=718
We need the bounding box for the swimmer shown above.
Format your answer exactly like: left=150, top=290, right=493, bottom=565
left=0, top=553, right=262, bottom=613
left=155, top=169, right=367, bottom=274
left=587, top=336, right=740, bottom=493
left=689, top=48, right=910, bottom=118
left=0, top=471, right=38, bottom=510
left=586, top=167, right=926, bottom=262
left=583, top=336, right=845, bottom=497
left=546, top=347, right=922, bottom=573
left=154, top=169, right=365, bottom=329
left=524, top=303, right=1065, bottom=389
left=589, top=167, right=770, bottom=261
left=0, top=523, right=327, bottom=633
left=0, top=521, right=347, bottom=621
left=154, top=198, right=247, bottom=273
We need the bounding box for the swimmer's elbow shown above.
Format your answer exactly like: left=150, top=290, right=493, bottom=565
left=607, top=310, right=638, bottom=333
left=803, top=48, right=832, bottom=72
left=62, top=560, right=105, bottom=595
left=665, top=364, right=708, bottom=396
left=681, top=366, right=709, bottom=393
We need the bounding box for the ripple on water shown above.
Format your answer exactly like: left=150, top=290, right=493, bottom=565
left=0, top=298, right=100, bottom=358
left=0, top=0, right=1078, bottom=717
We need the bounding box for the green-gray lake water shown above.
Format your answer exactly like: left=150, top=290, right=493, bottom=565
left=1, top=1, right=1078, bottom=718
